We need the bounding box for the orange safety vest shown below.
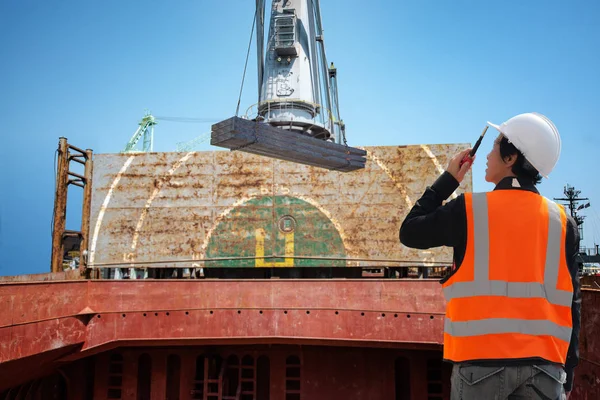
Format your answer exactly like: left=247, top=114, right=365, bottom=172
left=442, top=190, right=573, bottom=364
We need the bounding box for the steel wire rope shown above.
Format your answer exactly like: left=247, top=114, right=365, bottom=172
left=235, top=6, right=258, bottom=117
left=154, top=116, right=222, bottom=123
left=152, top=117, right=218, bottom=151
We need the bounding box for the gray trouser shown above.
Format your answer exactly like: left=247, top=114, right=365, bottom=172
left=451, top=363, right=567, bottom=400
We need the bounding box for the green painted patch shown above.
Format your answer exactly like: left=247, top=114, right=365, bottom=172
left=205, top=196, right=346, bottom=267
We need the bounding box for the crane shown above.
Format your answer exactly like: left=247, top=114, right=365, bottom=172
left=254, top=0, right=343, bottom=141
left=122, top=112, right=157, bottom=153
left=176, top=132, right=211, bottom=152
left=210, top=0, right=365, bottom=171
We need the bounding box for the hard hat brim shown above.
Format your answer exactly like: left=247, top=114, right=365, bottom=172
left=486, top=121, right=503, bottom=133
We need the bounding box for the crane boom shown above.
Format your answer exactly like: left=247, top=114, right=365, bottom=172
left=175, top=132, right=211, bottom=152
left=122, top=113, right=157, bottom=153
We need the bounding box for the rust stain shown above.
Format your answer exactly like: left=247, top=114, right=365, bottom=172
left=89, top=155, right=135, bottom=265
left=89, top=145, right=471, bottom=268
left=130, top=151, right=195, bottom=256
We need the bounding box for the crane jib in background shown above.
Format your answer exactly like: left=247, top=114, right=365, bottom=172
left=122, top=114, right=221, bottom=153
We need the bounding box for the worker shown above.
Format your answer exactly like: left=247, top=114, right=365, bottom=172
left=400, top=113, right=581, bottom=399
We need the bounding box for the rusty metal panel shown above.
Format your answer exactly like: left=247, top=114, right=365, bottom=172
left=0, top=281, right=88, bottom=328
left=79, top=279, right=446, bottom=352
left=85, top=280, right=446, bottom=316
left=0, top=318, right=85, bottom=363
left=0, top=279, right=446, bottom=366
left=83, top=308, right=444, bottom=353
left=88, top=145, right=471, bottom=269
left=0, top=270, right=81, bottom=283
left=572, top=288, right=600, bottom=400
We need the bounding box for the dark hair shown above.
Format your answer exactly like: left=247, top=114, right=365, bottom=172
left=498, top=136, right=542, bottom=185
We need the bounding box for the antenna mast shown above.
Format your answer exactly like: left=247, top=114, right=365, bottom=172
left=554, top=184, right=591, bottom=251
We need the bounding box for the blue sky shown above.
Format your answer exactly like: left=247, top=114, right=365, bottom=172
left=1, top=1, right=599, bottom=276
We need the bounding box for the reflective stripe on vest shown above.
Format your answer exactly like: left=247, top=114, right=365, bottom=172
left=444, top=318, right=572, bottom=343
left=443, top=192, right=573, bottom=340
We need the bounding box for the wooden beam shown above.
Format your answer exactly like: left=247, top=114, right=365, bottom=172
left=211, top=117, right=366, bottom=172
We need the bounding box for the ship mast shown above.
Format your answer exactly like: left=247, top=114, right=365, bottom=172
left=554, top=184, right=591, bottom=252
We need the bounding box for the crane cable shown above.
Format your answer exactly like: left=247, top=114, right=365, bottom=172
left=155, top=116, right=221, bottom=123
left=235, top=6, right=258, bottom=116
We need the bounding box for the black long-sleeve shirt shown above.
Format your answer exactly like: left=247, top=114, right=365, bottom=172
left=400, top=172, right=581, bottom=392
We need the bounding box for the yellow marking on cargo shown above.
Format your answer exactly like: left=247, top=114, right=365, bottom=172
left=198, top=193, right=353, bottom=265
left=254, top=228, right=294, bottom=267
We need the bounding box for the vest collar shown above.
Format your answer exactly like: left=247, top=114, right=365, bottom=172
left=494, top=177, right=539, bottom=194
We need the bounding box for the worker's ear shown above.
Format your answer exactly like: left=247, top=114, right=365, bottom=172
left=502, top=153, right=518, bottom=168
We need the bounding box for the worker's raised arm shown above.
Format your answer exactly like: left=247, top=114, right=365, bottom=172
left=399, top=171, right=465, bottom=249
left=399, top=149, right=472, bottom=250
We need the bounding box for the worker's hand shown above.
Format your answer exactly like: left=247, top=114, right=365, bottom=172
left=565, top=391, right=571, bottom=399
left=446, top=148, right=474, bottom=183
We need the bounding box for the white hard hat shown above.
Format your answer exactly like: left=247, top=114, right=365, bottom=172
left=487, top=113, right=561, bottom=178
